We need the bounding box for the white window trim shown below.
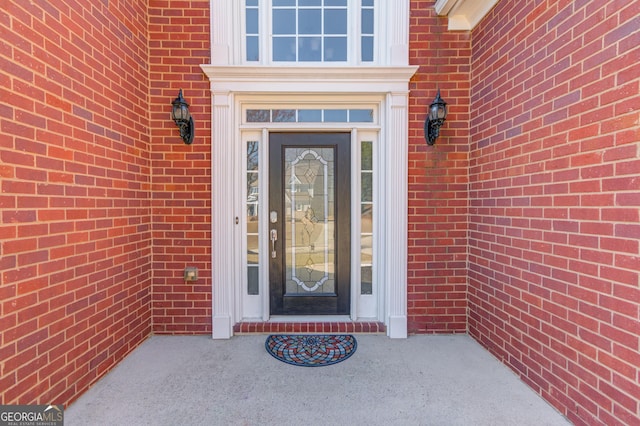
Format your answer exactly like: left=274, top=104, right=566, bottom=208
left=238, top=123, right=380, bottom=322
left=211, top=0, right=409, bottom=67
left=204, top=0, right=415, bottom=339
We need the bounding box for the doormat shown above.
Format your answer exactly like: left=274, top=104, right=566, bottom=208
left=265, top=335, right=357, bottom=367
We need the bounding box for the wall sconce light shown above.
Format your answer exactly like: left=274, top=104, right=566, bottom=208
left=171, top=89, right=194, bottom=145
left=424, top=89, right=447, bottom=145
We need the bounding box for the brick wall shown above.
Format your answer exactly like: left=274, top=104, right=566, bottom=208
left=1, top=1, right=152, bottom=405
left=148, top=1, right=212, bottom=334
left=408, top=1, right=471, bottom=333
left=468, top=0, right=640, bottom=424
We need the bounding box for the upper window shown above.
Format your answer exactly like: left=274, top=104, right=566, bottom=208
left=244, top=0, right=375, bottom=64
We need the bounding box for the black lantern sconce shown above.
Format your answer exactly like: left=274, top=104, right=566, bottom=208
left=171, top=89, right=194, bottom=145
left=424, top=89, right=447, bottom=145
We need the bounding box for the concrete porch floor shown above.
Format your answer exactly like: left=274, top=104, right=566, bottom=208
left=66, top=334, right=571, bottom=425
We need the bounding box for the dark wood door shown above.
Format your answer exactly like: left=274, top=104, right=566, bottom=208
left=269, top=133, right=351, bottom=315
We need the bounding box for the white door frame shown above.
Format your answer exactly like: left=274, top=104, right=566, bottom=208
left=202, top=66, right=416, bottom=338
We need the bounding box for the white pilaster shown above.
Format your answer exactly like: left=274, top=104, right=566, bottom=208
left=211, top=0, right=233, bottom=65
left=385, top=92, right=409, bottom=338
left=211, top=90, right=235, bottom=339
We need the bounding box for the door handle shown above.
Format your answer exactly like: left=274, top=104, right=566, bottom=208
left=270, top=229, right=278, bottom=258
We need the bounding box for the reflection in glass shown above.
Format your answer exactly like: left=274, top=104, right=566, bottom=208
left=324, top=37, right=347, bottom=61
left=284, top=148, right=336, bottom=295
left=246, top=108, right=375, bottom=123
left=273, top=109, right=296, bottom=122
left=299, top=37, right=322, bottom=62
left=361, top=204, right=372, bottom=234
left=361, top=173, right=372, bottom=202
left=247, top=141, right=259, bottom=295
left=247, top=110, right=270, bottom=122
left=273, top=37, right=296, bottom=61
left=361, top=266, right=372, bottom=294
left=271, top=0, right=348, bottom=62
left=361, top=141, right=373, bottom=295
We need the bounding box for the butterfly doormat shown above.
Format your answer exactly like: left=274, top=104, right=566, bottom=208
left=265, top=334, right=357, bottom=367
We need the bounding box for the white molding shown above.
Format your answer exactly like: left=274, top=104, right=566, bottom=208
left=384, top=92, right=409, bottom=339
left=211, top=90, right=235, bottom=339
left=201, top=66, right=419, bottom=93
left=435, top=0, right=499, bottom=31
left=205, top=0, right=415, bottom=339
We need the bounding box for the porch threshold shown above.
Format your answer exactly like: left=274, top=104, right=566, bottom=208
left=233, top=319, right=386, bottom=334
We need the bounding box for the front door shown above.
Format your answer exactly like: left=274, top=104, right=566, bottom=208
left=269, top=133, right=351, bottom=315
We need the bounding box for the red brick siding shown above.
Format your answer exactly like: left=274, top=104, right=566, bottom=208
left=408, top=1, right=471, bottom=333
left=469, top=0, right=640, bottom=424
left=148, top=1, right=212, bottom=334
left=1, top=0, right=151, bottom=406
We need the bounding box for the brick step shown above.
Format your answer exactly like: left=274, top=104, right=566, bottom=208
left=234, top=321, right=386, bottom=334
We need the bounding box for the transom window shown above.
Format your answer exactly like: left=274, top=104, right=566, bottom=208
left=245, top=108, right=374, bottom=123
left=244, top=0, right=375, bottom=64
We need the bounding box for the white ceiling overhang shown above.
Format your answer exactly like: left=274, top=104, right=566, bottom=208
left=435, top=0, right=500, bottom=30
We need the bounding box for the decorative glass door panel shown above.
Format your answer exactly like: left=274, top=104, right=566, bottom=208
left=285, top=147, right=335, bottom=295
left=269, top=133, right=350, bottom=315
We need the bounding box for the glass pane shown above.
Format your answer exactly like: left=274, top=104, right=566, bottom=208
left=361, top=266, right=372, bottom=294
left=361, top=141, right=373, bottom=170
left=361, top=36, right=374, bottom=62
left=247, top=109, right=270, bottom=122
left=248, top=267, right=259, bottom=295
left=361, top=204, right=372, bottom=234
left=350, top=109, right=374, bottom=122
left=362, top=0, right=374, bottom=6
left=273, top=37, right=296, bottom=61
left=361, top=234, right=372, bottom=263
left=324, top=9, right=347, bottom=34
left=246, top=8, right=259, bottom=33
left=273, top=0, right=295, bottom=6
left=324, top=37, right=347, bottom=61
left=324, top=109, right=347, bottom=122
left=299, top=9, right=321, bottom=34
left=361, top=9, right=374, bottom=34
left=247, top=141, right=259, bottom=171
left=247, top=139, right=260, bottom=297
left=273, top=109, right=296, bottom=122
left=361, top=172, right=372, bottom=202
left=246, top=36, right=259, bottom=61
left=247, top=177, right=259, bottom=220
left=326, top=0, right=347, bottom=5
left=273, top=9, right=296, bottom=34
left=299, top=37, right=322, bottom=61
left=246, top=0, right=258, bottom=6
left=300, top=0, right=321, bottom=5
left=284, top=147, right=336, bottom=295
left=247, top=235, right=259, bottom=264
left=298, top=109, right=322, bottom=122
